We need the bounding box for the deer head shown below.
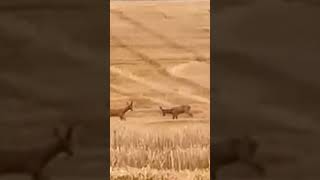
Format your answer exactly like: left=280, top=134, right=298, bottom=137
left=159, top=106, right=165, bottom=116
left=126, top=101, right=133, bottom=111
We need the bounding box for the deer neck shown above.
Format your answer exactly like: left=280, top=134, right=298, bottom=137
left=122, top=106, right=131, bottom=114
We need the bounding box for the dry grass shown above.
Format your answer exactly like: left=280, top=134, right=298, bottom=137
left=110, top=167, right=210, bottom=180
left=110, top=124, right=210, bottom=179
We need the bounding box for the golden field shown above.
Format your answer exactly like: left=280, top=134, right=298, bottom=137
left=110, top=0, right=210, bottom=179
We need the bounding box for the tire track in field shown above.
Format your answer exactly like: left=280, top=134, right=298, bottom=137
left=1, top=15, right=184, bottom=109
left=111, top=79, right=173, bottom=106
left=111, top=57, right=192, bottom=65
left=110, top=84, right=174, bottom=106
left=111, top=10, right=209, bottom=63
left=111, top=44, right=209, bottom=49
left=111, top=35, right=210, bottom=95
left=110, top=66, right=210, bottom=104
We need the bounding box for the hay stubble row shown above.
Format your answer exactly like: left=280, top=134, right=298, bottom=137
left=110, top=125, right=210, bottom=179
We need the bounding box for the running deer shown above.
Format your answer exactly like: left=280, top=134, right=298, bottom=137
left=211, top=135, right=266, bottom=179
left=159, top=105, right=193, bottom=119
left=110, top=101, right=133, bottom=121
left=0, top=124, right=77, bottom=180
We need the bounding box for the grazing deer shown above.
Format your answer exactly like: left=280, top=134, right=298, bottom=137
left=159, top=105, right=193, bottom=119
left=110, top=101, right=133, bottom=121
left=211, top=135, right=266, bottom=179
left=0, top=125, right=77, bottom=180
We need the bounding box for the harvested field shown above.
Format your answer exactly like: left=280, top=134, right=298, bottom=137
left=110, top=0, right=210, bottom=179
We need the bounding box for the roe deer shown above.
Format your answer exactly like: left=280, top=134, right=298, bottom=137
left=110, top=101, right=133, bottom=121
left=159, top=105, right=193, bottom=119
left=0, top=125, right=77, bottom=180
left=211, top=135, right=266, bottom=179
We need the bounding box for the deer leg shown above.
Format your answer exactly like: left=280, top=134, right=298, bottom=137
left=174, top=115, right=177, bottom=119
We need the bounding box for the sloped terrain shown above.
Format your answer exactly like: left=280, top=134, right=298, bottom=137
left=110, top=0, right=210, bottom=179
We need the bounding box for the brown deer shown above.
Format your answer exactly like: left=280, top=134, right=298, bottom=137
left=159, top=105, right=193, bottom=119
left=0, top=124, right=77, bottom=180
left=110, top=101, right=133, bottom=121
left=211, top=135, right=266, bottom=179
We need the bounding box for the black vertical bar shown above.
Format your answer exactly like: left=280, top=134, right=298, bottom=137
left=105, top=0, right=110, bottom=178
left=210, top=0, right=216, bottom=178
left=0, top=0, right=109, bottom=179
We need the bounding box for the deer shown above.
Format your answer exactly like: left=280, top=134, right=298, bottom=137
left=110, top=101, right=133, bottom=121
left=0, top=124, right=77, bottom=180
left=159, top=105, right=193, bottom=119
left=211, top=135, right=266, bottom=179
